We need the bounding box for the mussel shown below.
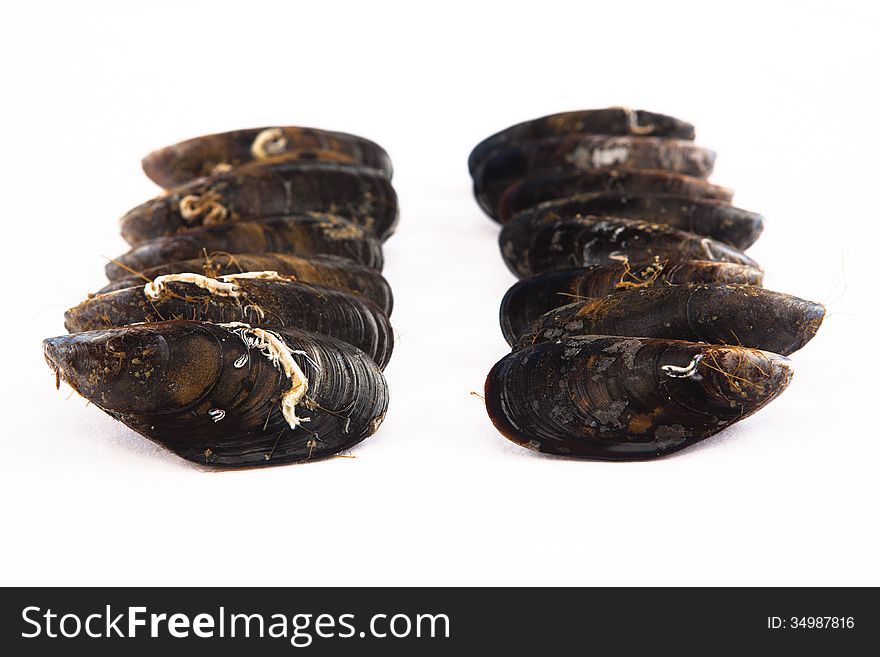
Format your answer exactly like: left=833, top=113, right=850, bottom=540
left=470, top=107, right=823, bottom=461
left=66, top=273, right=394, bottom=369
left=499, top=260, right=765, bottom=344
left=467, top=107, right=696, bottom=176
left=499, top=214, right=759, bottom=278
left=142, top=126, right=393, bottom=188
left=508, top=193, right=763, bottom=250
left=95, top=252, right=393, bottom=315
left=106, top=214, right=384, bottom=280
left=121, top=160, right=399, bottom=244
left=43, top=321, right=389, bottom=467
left=496, top=168, right=734, bottom=222
left=512, top=285, right=824, bottom=356
left=47, top=123, right=400, bottom=469
left=473, top=135, right=716, bottom=217
left=485, top=336, right=793, bottom=460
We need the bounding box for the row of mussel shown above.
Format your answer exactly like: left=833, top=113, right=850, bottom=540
left=43, top=127, right=398, bottom=467
left=470, top=108, right=824, bottom=460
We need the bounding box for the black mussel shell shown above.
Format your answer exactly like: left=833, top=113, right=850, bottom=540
left=122, top=160, right=398, bottom=244
left=95, top=252, right=393, bottom=315
left=499, top=214, right=759, bottom=278
left=508, top=193, right=763, bottom=250
left=44, top=321, right=389, bottom=467
left=143, top=126, right=392, bottom=188
left=499, top=261, right=765, bottom=344
left=513, top=285, right=825, bottom=356
left=496, top=168, right=733, bottom=221
left=67, top=276, right=394, bottom=369
left=474, top=135, right=715, bottom=217
left=106, top=214, right=384, bottom=280
left=468, top=108, right=696, bottom=176
left=485, top=336, right=793, bottom=460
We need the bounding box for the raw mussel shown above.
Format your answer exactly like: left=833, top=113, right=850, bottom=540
left=95, top=252, right=393, bottom=315
left=511, top=194, right=763, bottom=250
left=485, top=336, right=793, bottom=460
left=142, top=126, right=393, bottom=188
left=473, top=135, right=716, bottom=217
left=513, top=285, right=824, bottom=356
left=43, top=321, right=389, bottom=467
left=66, top=273, right=394, bottom=369
left=121, top=160, right=399, bottom=244
left=499, top=260, right=765, bottom=344
left=496, top=168, right=733, bottom=222
left=499, top=214, right=759, bottom=278
left=467, top=108, right=696, bottom=175
left=106, top=214, right=384, bottom=280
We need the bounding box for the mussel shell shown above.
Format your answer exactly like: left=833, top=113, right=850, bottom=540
left=473, top=135, right=716, bottom=217
left=95, top=253, right=393, bottom=315
left=499, top=261, right=765, bottom=344
left=66, top=278, right=394, bottom=369
left=142, top=127, right=392, bottom=188
left=106, top=214, right=384, bottom=280
left=511, top=194, right=763, bottom=250
left=485, top=336, right=793, bottom=460
left=513, top=285, right=825, bottom=356
left=499, top=214, right=759, bottom=278
left=43, top=321, right=389, bottom=467
left=496, top=168, right=734, bottom=222
left=467, top=108, right=696, bottom=175
left=121, top=160, right=399, bottom=244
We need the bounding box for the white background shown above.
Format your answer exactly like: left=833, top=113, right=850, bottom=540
left=1, top=0, right=877, bottom=586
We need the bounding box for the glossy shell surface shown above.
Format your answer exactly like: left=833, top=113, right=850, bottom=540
left=499, top=261, right=765, bottom=344
left=143, top=126, right=392, bottom=188
left=473, top=135, right=716, bottom=217
left=106, top=214, right=384, bottom=280
left=485, top=336, right=793, bottom=460
left=43, top=321, right=389, bottom=467
left=122, top=160, right=399, bottom=244
left=509, top=193, right=763, bottom=250
left=499, top=214, right=759, bottom=278
left=496, top=168, right=733, bottom=221
left=96, top=252, right=393, bottom=315
left=66, top=277, right=394, bottom=369
left=513, top=285, right=824, bottom=356
left=468, top=108, right=695, bottom=175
